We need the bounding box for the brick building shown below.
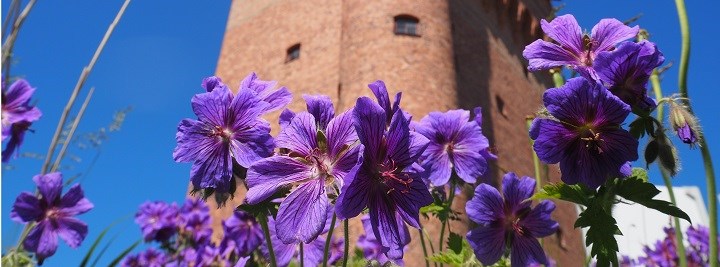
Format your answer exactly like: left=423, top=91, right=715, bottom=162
left=207, top=0, right=586, bottom=265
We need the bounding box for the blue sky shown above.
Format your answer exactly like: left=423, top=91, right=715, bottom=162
left=1, top=1, right=718, bottom=266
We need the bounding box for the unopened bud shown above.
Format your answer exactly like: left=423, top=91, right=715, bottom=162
left=668, top=99, right=702, bottom=147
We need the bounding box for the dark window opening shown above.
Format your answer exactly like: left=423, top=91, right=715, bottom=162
left=286, top=43, right=301, bottom=62
left=394, top=15, right=420, bottom=36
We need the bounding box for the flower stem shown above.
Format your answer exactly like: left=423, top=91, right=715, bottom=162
left=438, top=180, right=456, bottom=252
left=299, top=242, right=304, bottom=267
left=526, top=118, right=545, bottom=247
left=257, top=215, right=277, bottom=267
left=650, top=70, right=688, bottom=267
left=343, top=219, right=349, bottom=267
left=418, top=227, right=430, bottom=267
left=551, top=69, right=565, bottom=88
left=322, top=214, right=337, bottom=267
left=674, top=1, right=717, bottom=264
left=423, top=229, right=438, bottom=267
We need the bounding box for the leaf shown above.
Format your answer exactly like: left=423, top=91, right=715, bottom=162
left=428, top=250, right=463, bottom=265
left=107, top=239, right=141, bottom=267
left=631, top=168, right=649, bottom=182
left=628, top=117, right=647, bottom=139
left=644, top=139, right=659, bottom=168
left=616, top=177, right=691, bottom=223
left=447, top=232, right=463, bottom=254
left=531, top=182, right=593, bottom=206
left=574, top=200, right=621, bottom=267
left=80, top=216, right=128, bottom=267
left=655, top=132, right=680, bottom=176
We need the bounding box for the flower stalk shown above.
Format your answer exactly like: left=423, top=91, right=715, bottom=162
left=438, top=179, right=456, bottom=253
left=321, top=214, right=337, bottom=267
left=650, top=69, right=688, bottom=267
left=674, top=0, right=717, bottom=264
left=257, top=215, right=277, bottom=267
left=342, top=219, right=349, bottom=267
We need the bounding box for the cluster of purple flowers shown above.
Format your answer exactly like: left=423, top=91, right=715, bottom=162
left=619, top=225, right=719, bottom=266
left=525, top=14, right=669, bottom=188
left=123, top=198, right=261, bottom=267
left=2, top=79, right=42, bottom=162
left=169, top=68, right=559, bottom=266
left=10, top=172, right=94, bottom=264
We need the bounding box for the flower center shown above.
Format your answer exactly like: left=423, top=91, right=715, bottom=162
left=580, top=35, right=597, bottom=66
left=45, top=208, right=62, bottom=220
left=211, top=126, right=233, bottom=142
left=578, top=125, right=604, bottom=154
left=378, top=159, right=412, bottom=195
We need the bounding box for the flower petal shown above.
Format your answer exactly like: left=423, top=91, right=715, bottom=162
left=502, top=173, right=535, bottom=213
left=189, top=141, right=233, bottom=193
left=326, top=109, right=358, bottom=158
left=4, top=79, right=36, bottom=109
left=276, top=112, right=318, bottom=157
left=467, top=225, right=505, bottom=266
left=279, top=108, right=296, bottom=131
left=239, top=72, right=292, bottom=113
left=521, top=200, right=559, bottom=238
left=246, top=156, right=313, bottom=204
left=422, top=143, right=452, bottom=187
left=276, top=180, right=329, bottom=244
left=542, top=14, right=584, bottom=56
left=368, top=197, right=410, bottom=260
left=201, top=76, right=227, bottom=92
left=11, top=192, right=42, bottom=223
left=353, top=97, right=386, bottom=165
left=390, top=176, right=433, bottom=228
left=58, top=184, right=94, bottom=216
left=510, top=234, right=548, bottom=267
left=191, top=86, right=232, bottom=126
left=591, top=18, right=639, bottom=53
left=335, top=167, right=370, bottom=219
left=34, top=172, right=63, bottom=202
left=230, top=124, right=274, bottom=168
left=24, top=220, right=58, bottom=263
left=387, top=110, right=428, bottom=168
left=56, top=217, right=89, bottom=248
left=530, top=118, right=575, bottom=164
left=466, top=183, right=504, bottom=225
left=303, top=94, right=335, bottom=129
left=368, top=80, right=393, bottom=123
left=524, top=40, right=582, bottom=72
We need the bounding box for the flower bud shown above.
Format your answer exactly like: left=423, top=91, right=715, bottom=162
left=668, top=100, right=702, bottom=146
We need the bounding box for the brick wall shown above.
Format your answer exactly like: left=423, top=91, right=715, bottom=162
left=205, top=0, right=586, bottom=265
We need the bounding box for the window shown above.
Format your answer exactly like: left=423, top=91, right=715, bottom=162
left=394, top=15, right=420, bottom=36
left=286, top=43, right=301, bottom=62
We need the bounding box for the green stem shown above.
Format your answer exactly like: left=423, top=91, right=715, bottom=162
left=343, top=219, right=349, bottom=267
left=438, top=181, right=456, bottom=253
left=551, top=69, right=565, bottom=88
left=258, top=215, right=277, bottom=267
left=526, top=118, right=544, bottom=247
left=322, top=214, right=337, bottom=267
left=651, top=70, right=688, bottom=267
left=423, top=229, right=438, bottom=267
left=300, top=242, right=304, bottom=267
left=674, top=1, right=717, bottom=265
left=418, top=227, right=430, bottom=267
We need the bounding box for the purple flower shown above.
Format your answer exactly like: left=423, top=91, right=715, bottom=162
left=181, top=213, right=213, bottom=244
left=138, top=248, right=168, bottom=267
left=120, top=254, right=141, bottom=267
left=669, top=100, right=701, bottom=146
left=246, top=94, right=363, bottom=244
left=178, top=198, right=210, bottom=224
left=2, top=79, right=42, bottom=162
left=356, top=214, right=405, bottom=266
left=260, top=216, right=336, bottom=267
left=240, top=72, right=293, bottom=113
left=336, top=81, right=433, bottom=259
left=220, top=210, right=264, bottom=257
left=164, top=248, right=197, bottom=267
left=10, top=172, right=93, bottom=264
left=174, top=76, right=276, bottom=195
left=523, top=14, right=639, bottom=80
left=465, top=173, right=558, bottom=267
left=594, top=41, right=664, bottom=112
left=135, top=201, right=178, bottom=242
left=529, top=77, right=638, bottom=188
left=415, top=108, right=490, bottom=186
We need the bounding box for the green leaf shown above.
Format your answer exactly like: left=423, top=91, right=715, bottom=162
left=644, top=139, right=659, bottom=167
left=574, top=201, right=621, bottom=267
left=631, top=168, right=649, bottom=182
left=616, top=177, right=691, bottom=223
left=80, top=216, right=129, bottom=267
left=428, top=251, right=463, bottom=265
left=531, top=182, right=593, bottom=206
left=107, top=239, right=141, bottom=267
left=447, top=232, right=463, bottom=254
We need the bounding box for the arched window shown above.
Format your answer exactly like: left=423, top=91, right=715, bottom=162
left=286, top=43, right=301, bottom=62
left=394, top=15, right=420, bottom=36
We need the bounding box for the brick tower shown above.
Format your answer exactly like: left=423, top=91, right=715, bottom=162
left=208, top=0, right=586, bottom=265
